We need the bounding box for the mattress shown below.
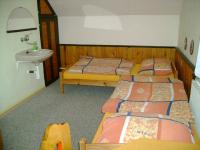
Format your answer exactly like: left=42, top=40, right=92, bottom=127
left=63, top=66, right=139, bottom=81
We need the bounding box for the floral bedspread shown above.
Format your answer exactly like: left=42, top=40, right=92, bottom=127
left=67, top=57, right=134, bottom=75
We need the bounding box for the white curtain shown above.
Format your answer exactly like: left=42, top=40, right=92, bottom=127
left=195, top=43, right=200, bottom=78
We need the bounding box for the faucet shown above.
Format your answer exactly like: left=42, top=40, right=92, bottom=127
left=21, top=34, right=38, bottom=51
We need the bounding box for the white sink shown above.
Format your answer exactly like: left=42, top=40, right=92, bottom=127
left=15, top=49, right=53, bottom=63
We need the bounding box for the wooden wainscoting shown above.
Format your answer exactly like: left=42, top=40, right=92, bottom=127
left=175, top=49, right=195, bottom=97
left=60, top=44, right=176, bottom=68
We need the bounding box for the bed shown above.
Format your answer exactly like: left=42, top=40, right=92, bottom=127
left=100, top=79, right=195, bottom=141
left=59, top=57, right=177, bottom=93
left=78, top=77, right=197, bottom=150
left=79, top=113, right=200, bottom=150
left=60, top=56, right=135, bottom=93
left=102, top=78, right=190, bottom=116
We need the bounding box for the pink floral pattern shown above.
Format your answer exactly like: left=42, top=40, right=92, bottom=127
left=150, top=83, right=172, bottom=101
left=124, top=117, right=159, bottom=142
left=170, top=101, right=194, bottom=124
left=110, top=81, right=187, bottom=102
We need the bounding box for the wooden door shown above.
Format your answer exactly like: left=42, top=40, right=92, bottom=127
left=40, top=17, right=60, bottom=85
left=38, top=0, right=60, bottom=86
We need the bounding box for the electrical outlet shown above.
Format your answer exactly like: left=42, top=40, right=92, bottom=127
left=26, top=70, right=35, bottom=74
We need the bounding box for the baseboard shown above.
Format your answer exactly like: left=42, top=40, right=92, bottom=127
left=0, top=86, right=45, bottom=119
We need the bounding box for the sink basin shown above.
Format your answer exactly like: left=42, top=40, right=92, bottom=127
left=15, top=49, right=53, bottom=63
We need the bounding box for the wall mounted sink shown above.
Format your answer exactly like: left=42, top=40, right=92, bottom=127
left=15, top=49, right=53, bottom=79
left=15, top=49, right=53, bottom=63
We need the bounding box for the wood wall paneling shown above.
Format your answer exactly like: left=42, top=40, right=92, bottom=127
left=175, top=49, right=195, bottom=97
left=59, top=45, right=176, bottom=67
left=39, top=0, right=55, bottom=16
left=40, top=18, right=60, bottom=85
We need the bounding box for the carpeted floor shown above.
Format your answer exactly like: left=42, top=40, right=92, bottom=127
left=0, top=80, right=114, bottom=150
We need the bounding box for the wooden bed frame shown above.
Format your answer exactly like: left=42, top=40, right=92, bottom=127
left=79, top=138, right=200, bottom=150
left=59, top=70, right=118, bottom=94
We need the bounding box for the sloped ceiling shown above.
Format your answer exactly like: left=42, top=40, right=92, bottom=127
left=48, top=0, right=183, bottom=16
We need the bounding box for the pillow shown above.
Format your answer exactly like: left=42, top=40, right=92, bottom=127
left=139, top=58, right=172, bottom=76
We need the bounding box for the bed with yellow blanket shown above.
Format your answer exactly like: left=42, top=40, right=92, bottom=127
left=60, top=57, right=177, bottom=93
left=60, top=56, right=135, bottom=93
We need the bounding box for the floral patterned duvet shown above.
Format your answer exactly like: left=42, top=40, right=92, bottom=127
left=67, top=57, right=134, bottom=75
left=102, top=79, right=193, bottom=124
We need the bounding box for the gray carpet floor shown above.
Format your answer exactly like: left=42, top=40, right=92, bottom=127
left=0, top=80, right=114, bottom=150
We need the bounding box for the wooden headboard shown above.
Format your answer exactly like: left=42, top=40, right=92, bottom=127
left=59, top=44, right=194, bottom=97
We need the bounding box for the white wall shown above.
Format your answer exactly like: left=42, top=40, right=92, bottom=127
left=48, top=0, right=182, bottom=16
left=0, top=0, right=45, bottom=115
left=178, top=0, right=200, bottom=138
left=178, top=0, right=200, bottom=65
left=58, top=15, right=179, bottom=46
left=7, top=18, right=36, bottom=31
